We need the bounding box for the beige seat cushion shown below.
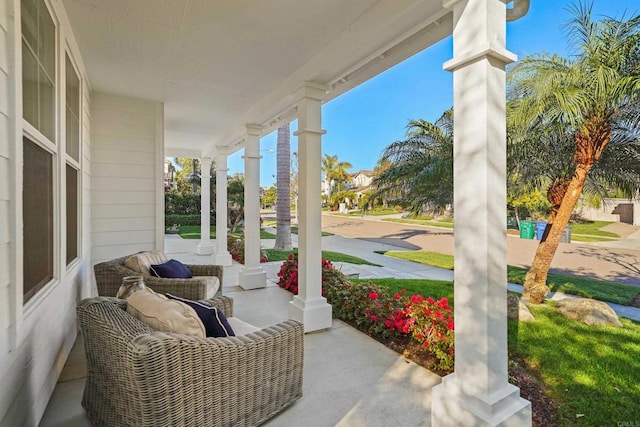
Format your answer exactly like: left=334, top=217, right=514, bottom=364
left=227, top=317, right=261, bottom=336
left=124, top=251, right=169, bottom=276
left=126, top=288, right=205, bottom=337
left=192, top=276, right=220, bottom=298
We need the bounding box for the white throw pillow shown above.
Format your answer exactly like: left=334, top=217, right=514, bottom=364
left=124, top=251, right=168, bottom=275
left=126, top=288, right=205, bottom=337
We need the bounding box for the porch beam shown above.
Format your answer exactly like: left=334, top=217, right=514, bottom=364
left=197, top=156, right=214, bottom=255
left=431, top=0, right=531, bottom=425
left=239, top=125, right=267, bottom=290
left=289, top=82, right=332, bottom=333
left=214, top=148, right=232, bottom=266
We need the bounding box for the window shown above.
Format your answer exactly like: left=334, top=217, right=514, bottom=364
left=21, top=0, right=55, bottom=141
left=21, top=0, right=56, bottom=303
left=23, top=138, right=54, bottom=301
left=66, top=165, right=77, bottom=264
left=65, top=54, right=80, bottom=161
left=65, top=54, right=80, bottom=265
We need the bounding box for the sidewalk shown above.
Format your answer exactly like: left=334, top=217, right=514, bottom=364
left=167, top=230, right=640, bottom=322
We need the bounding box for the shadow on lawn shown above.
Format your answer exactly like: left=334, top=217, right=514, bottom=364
left=508, top=306, right=640, bottom=425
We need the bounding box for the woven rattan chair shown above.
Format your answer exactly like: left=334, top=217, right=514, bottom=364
left=94, top=254, right=224, bottom=300
left=77, top=296, right=304, bottom=427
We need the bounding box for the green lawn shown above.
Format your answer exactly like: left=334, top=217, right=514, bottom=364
left=351, top=278, right=454, bottom=302
left=375, top=250, right=454, bottom=270
left=507, top=266, right=637, bottom=305
left=509, top=304, right=640, bottom=425
left=381, top=250, right=638, bottom=305
left=381, top=218, right=455, bottom=228
left=178, top=225, right=275, bottom=240
left=570, top=220, right=618, bottom=237
left=291, top=227, right=334, bottom=237
left=264, top=249, right=381, bottom=266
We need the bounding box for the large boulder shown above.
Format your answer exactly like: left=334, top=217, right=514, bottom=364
left=556, top=297, right=622, bottom=327
left=507, top=293, right=535, bottom=322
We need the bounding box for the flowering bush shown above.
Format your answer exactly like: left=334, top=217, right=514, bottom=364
left=227, top=236, right=268, bottom=264
left=276, top=253, right=345, bottom=295
left=386, top=294, right=454, bottom=370
left=324, top=280, right=401, bottom=338
left=276, top=255, right=455, bottom=371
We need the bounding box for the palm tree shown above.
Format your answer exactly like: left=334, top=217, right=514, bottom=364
left=322, top=154, right=353, bottom=194
left=371, top=109, right=454, bottom=214
left=274, top=123, right=292, bottom=250
left=330, top=159, right=353, bottom=192
left=507, top=1, right=640, bottom=303
left=322, top=154, right=338, bottom=195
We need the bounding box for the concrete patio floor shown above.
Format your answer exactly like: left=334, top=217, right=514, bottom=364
left=40, top=237, right=442, bottom=427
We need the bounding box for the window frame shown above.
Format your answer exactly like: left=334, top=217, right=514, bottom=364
left=20, top=0, right=61, bottom=309
left=64, top=50, right=82, bottom=268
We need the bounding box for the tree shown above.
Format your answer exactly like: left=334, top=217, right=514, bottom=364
left=322, top=153, right=352, bottom=194
left=370, top=110, right=454, bottom=214
left=274, top=123, right=292, bottom=250
left=227, top=174, right=245, bottom=233
left=507, top=1, right=640, bottom=303
left=262, top=186, right=276, bottom=209
left=321, top=154, right=338, bottom=195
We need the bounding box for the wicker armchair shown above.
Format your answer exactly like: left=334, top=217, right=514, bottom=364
left=77, top=296, right=304, bottom=427
left=94, top=254, right=224, bottom=300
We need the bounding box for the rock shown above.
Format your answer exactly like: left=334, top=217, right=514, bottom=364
left=507, top=293, right=535, bottom=322
left=556, top=297, right=622, bottom=327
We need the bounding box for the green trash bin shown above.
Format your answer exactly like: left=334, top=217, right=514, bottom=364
left=519, top=220, right=534, bottom=239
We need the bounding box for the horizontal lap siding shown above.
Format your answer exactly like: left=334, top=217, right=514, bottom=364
left=91, top=93, right=162, bottom=263
left=0, top=0, right=12, bottom=374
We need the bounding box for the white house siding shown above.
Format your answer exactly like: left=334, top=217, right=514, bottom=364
left=0, top=0, right=14, bottom=375
left=91, top=93, right=164, bottom=263
left=0, top=0, right=93, bottom=425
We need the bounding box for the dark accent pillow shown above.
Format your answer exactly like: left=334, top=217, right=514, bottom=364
left=149, top=259, right=192, bottom=279
left=166, top=294, right=235, bottom=337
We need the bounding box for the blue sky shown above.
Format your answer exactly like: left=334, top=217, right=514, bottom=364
left=226, top=0, right=637, bottom=187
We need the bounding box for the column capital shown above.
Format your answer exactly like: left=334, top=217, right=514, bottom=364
left=292, top=82, right=327, bottom=103
left=215, top=146, right=230, bottom=156
left=200, top=156, right=212, bottom=165
left=245, top=124, right=263, bottom=137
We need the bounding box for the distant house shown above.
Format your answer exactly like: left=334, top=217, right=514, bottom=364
left=348, top=170, right=375, bottom=199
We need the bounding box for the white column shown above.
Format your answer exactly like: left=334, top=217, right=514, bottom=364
left=197, top=156, right=214, bottom=255
left=431, top=0, right=531, bottom=425
left=214, top=149, right=232, bottom=266
left=289, top=82, right=332, bottom=332
left=239, top=125, right=267, bottom=290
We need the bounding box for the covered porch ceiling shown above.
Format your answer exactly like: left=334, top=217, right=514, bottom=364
left=61, top=0, right=453, bottom=157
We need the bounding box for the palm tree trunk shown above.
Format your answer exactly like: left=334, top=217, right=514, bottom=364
left=523, top=164, right=591, bottom=303
left=274, top=124, right=292, bottom=250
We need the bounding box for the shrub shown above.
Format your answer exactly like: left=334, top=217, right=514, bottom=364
left=165, top=191, right=201, bottom=215
left=386, top=294, right=455, bottom=370
left=276, top=256, right=455, bottom=371
left=165, top=214, right=215, bottom=227
left=227, top=236, right=268, bottom=264
left=277, top=253, right=348, bottom=296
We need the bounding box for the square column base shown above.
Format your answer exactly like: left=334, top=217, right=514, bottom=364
left=239, top=267, right=266, bottom=290
left=197, top=241, right=214, bottom=255
left=432, top=373, right=531, bottom=426
left=289, top=296, right=332, bottom=333
left=213, top=251, right=233, bottom=266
